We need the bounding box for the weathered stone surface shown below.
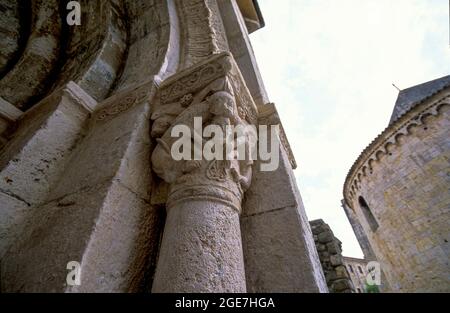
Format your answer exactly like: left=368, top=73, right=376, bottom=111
left=0, top=0, right=24, bottom=77
left=332, top=279, right=353, bottom=292
left=217, top=0, right=269, bottom=107
left=242, top=140, right=327, bottom=293
left=330, top=255, right=343, bottom=266
left=318, top=232, right=334, bottom=244
left=327, top=242, right=341, bottom=255
left=152, top=200, right=245, bottom=293
left=344, top=85, right=450, bottom=292
left=0, top=192, right=28, bottom=258
left=0, top=0, right=61, bottom=109
left=310, top=219, right=354, bottom=293
left=0, top=0, right=330, bottom=294
left=150, top=53, right=256, bottom=293
left=1, top=83, right=159, bottom=292
left=0, top=82, right=96, bottom=258
left=243, top=206, right=325, bottom=292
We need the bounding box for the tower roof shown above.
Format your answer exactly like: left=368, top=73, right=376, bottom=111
left=389, top=75, right=450, bottom=125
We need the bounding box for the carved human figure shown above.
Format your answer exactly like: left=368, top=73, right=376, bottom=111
left=151, top=89, right=253, bottom=189
left=150, top=88, right=253, bottom=292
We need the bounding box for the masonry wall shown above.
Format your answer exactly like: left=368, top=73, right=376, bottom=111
left=343, top=257, right=369, bottom=293
left=310, top=219, right=354, bottom=293
left=345, top=94, right=450, bottom=292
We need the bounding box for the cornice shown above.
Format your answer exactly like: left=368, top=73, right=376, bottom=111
left=343, top=87, right=450, bottom=208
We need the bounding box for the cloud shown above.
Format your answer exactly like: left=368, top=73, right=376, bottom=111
left=250, top=0, right=450, bottom=257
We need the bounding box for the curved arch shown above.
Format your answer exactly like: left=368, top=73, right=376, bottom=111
left=419, top=112, right=433, bottom=125
left=0, top=0, right=31, bottom=78
left=436, top=102, right=449, bottom=113
left=114, top=0, right=178, bottom=92
left=368, top=159, right=376, bottom=171
left=394, top=133, right=406, bottom=145
left=358, top=196, right=379, bottom=232
left=361, top=166, right=368, bottom=176
left=0, top=0, right=62, bottom=109
left=52, top=0, right=128, bottom=102
left=405, top=122, right=419, bottom=135
left=375, top=150, right=385, bottom=161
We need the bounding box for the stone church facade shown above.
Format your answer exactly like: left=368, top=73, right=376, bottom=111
left=343, top=76, right=450, bottom=292
left=0, top=1, right=328, bottom=292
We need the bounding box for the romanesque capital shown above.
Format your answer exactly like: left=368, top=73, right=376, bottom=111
left=151, top=52, right=258, bottom=213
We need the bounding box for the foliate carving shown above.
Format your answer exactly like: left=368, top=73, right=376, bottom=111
left=160, top=54, right=257, bottom=126
left=96, top=96, right=138, bottom=121
left=95, top=81, right=155, bottom=121
left=160, top=57, right=229, bottom=104
left=206, top=160, right=228, bottom=182
left=180, top=93, right=194, bottom=107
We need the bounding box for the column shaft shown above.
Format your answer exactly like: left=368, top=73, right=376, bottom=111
left=152, top=199, right=246, bottom=292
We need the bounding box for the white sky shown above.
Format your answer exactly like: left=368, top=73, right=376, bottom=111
left=249, top=0, right=450, bottom=258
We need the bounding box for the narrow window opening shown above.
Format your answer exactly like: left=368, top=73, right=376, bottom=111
left=358, top=196, right=379, bottom=232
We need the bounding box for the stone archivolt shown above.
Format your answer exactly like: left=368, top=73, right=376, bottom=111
left=178, top=0, right=229, bottom=69
left=344, top=91, right=450, bottom=206
left=0, top=0, right=328, bottom=293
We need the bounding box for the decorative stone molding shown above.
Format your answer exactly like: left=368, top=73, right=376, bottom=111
left=177, top=0, right=229, bottom=69
left=258, top=103, right=297, bottom=169
left=63, top=81, right=98, bottom=113
left=0, top=0, right=62, bottom=109
left=157, top=52, right=258, bottom=123
left=343, top=88, right=450, bottom=207
left=94, top=78, right=158, bottom=122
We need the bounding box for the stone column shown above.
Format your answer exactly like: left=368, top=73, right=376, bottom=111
left=150, top=53, right=258, bottom=292
left=151, top=169, right=248, bottom=292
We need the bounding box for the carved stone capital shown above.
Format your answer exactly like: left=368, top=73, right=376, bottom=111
left=151, top=52, right=258, bottom=212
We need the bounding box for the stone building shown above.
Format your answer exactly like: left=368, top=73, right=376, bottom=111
left=343, top=256, right=369, bottom=293
left=0, top=0, right=328, bottom=292
left=310, top=219, right=354, bottom=293
left=343, top=75, right=450, bottom=292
